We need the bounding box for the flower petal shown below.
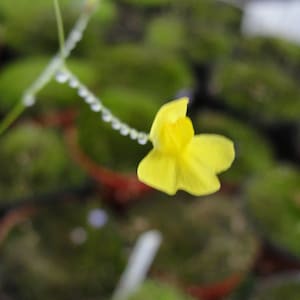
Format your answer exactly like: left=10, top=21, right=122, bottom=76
left=137, top=149, right=177, bottom=195
left=159, top=117, right=194, bottom=154
left=150, top=97, right=189, bottom=145
left=177, top=155, right=221, bottom=196
left=187, top=134, right=235, bottom=173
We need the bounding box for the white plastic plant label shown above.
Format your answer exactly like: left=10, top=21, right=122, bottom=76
left=112, top=230, right=162, bottom=300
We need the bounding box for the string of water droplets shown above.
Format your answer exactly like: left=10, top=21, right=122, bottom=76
left=22, top=6, right=94, bottom=108
left=55, top=68, right=149, bottom=145
left=0, top=0, right=150, bottom=145
left=0, top=1, right=97, bottom=135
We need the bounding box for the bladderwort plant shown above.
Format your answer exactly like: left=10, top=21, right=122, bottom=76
left=0, top=0, right=91, bottom=134
left=0, top=0, right=149, bottom=145
left=0, top=0, right=235, bottom=196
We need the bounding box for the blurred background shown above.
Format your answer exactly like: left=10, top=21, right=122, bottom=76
left=1, top=0, right=300, bottom=299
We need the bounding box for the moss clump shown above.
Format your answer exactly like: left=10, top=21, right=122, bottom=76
left=121, top=194, right=257, bottom=285
left=128, top=280, right=195, bottom=300
left=0, top=124, right=85, bottom=201
left=145, top=16, right=186, bottom=52
left=89, top=44, right=193, bottom=102
left=183, top=0, right=241, bottom=63
left=214, top=60, right=300, bottom=122
left=249, top=275, right=300, bottom=300
left=236, top=37, right=300, bottom=72
left=246, top=166, right=300, bottom=258
left=194, top=111, right=274, bottom=184
left=0, top=0, right=78, bottom=54
left=0, top=199, right=126, bottom=300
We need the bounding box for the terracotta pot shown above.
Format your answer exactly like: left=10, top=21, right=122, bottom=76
left=0, top=205, right=37, bottom=245
left=186, top=273, right=243, bottom=300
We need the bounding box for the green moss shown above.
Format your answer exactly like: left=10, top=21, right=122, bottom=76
left=195, top=111, right=275, bottom=184
left=0, top=0, right=79, bottom=54
left=184, top=1, right=241, bottom=62
left=214, top=60, right=300, bottom=122
left=0, top=124, right=85, bottom=201
left=145, top=16, right=186, bottom=52
left=128, top=280, right=195, bottom=300
left=93, top=0, right=117, bottom=25
left=121, top=194, right=257, bottom=285
left=77, top=87, right=157, bottom=172
left=90, top=44, right=193, bottom=102
left=0, top=57, right=96, bottom=112
left=246, top=165, right=300, bottom=258
left=237, top=37, right=300, bottom=71
left=1, top=199, right=126, bottom=300
left=250, top=275, right=300, bottom=300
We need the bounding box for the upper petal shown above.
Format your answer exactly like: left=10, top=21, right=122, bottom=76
left=137, top=149, right=177, bottom=195
left=158, top=117, right=194, bottom=155
left=150, top=97, right=189, bottom=145
left=187, top=134, right=235, bottom=173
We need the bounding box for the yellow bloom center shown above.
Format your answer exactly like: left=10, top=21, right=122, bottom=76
left=156, top=116, right=194, bottom=155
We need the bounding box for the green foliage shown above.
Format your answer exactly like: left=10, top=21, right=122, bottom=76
left=0, top=0, right=79, bottom=54
left=93, top=0, right=117, bottom=24
left=183, top=1, right=241, bottom=62
left=195, top=111, right=275, bottom=184
left=237, top=37, right=300, bottom=72
left=0, top=124, right=84, bottom=201
left=1, top=0, right=300, bottom=298
left=128, top=280, right=195, bottom=300
left=121, top=194, right=257, bottom=285
left=246, top=166, right=300, bottom=258
left=0, top=199, right=126, bottom=300
left=215, top=60, right=300, bottom=122
left=90, top=44, right=193, bottom=102
left=145, top=16, right=186, bottom=52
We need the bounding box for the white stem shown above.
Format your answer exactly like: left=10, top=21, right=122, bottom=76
left=22, top=0, right=98, bottom=105
left=112, top=230, right=162, bottom=300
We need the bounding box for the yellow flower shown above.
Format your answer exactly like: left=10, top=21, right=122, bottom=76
left=137, top=98, right=235, bottom=196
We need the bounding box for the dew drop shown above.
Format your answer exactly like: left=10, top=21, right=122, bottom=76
left=55, top=70, right=69, bottom=83
left=91, top=102, right=102, bottom=112
left=23, top=94, right=36, bottom=107
left=111, top=118, right=121, bottom=130
left=129, top=129, right=138, bottom=140
left=138, top=133, right=149, bottom=145
left=69, top=77, right=79, bottom=88
left=78, top=87, right=89, bottom=98
left=120, top=125, right=130, bottom=136
left=102, top=109, right=112, bottom=122
left=85, top=95, right=96, bottom=104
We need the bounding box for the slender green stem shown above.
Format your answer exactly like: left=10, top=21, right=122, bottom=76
left=0, top=102, right=25, bottom=136
left=53, top=0, right=66, bottom=61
